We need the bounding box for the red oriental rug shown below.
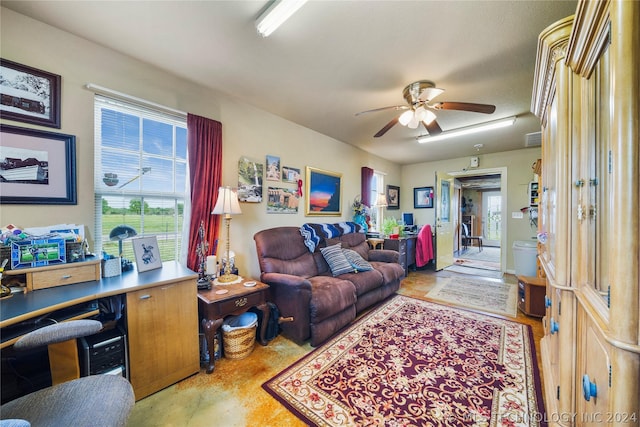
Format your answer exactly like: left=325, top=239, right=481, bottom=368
left=263, top=295, right=546, bottom=426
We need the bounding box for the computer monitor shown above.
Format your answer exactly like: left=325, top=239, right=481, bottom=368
left=402, top=212, right=414, bottom=226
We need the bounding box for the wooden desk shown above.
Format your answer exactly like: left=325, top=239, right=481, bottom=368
left=1, top=261, right=200, bottom=401
left=198, top=278, right=270, bottom=374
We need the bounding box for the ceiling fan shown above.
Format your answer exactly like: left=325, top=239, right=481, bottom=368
left=356, top=80, right=496, bottom=138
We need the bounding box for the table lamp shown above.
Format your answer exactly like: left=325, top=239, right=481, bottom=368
left=109, top=225, right=137, bottom=272
left=211, top=186, right=242, bottom=283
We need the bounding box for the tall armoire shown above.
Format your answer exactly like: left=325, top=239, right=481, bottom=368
left=532, top=0, right=639, bottom=425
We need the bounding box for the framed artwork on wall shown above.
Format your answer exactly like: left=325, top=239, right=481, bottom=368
left=0, top=124, right=76, bottom=205
left=414, top=186, right=434, bottom=209
left=386, top=185, right=400, bottom=209
left=237, top=157, right=263, bottom=203
left=266, top=155, right=281, bottom=181
left=305, top=166, right=342, bottom=216
left=0, top=58, right=61, bottom=128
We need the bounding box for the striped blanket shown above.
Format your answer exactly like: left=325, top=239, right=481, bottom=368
left=299, top=222, right=363, bottom=252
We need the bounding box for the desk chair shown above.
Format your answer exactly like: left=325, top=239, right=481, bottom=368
left=461, top=223, right=483, bottom=252
left=1, top=320, right=135, bottom=427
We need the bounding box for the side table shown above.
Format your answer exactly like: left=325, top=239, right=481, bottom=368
left=198, top=278, right=270, bottom=373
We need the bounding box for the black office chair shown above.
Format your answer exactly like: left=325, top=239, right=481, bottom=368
left=461, top=223, right=483, bottom=252
left=1, top=320, right=135, bottom=427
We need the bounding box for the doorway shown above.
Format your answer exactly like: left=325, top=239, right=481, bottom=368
left=451, top=169, right=506, bottom=272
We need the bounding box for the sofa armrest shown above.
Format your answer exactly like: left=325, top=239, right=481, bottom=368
left=369, top=249, right=399, bottom=264
left=259, top=272, right=313, bottom=344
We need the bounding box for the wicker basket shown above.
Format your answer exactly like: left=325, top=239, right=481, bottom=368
left=222, top=313, right=257, bottom=360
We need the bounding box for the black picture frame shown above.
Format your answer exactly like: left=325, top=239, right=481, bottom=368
left=0, top=58, right=61, bottom=129
left=386, top=185, right=400, bottom=210
left=414, top=186, right=434, bottom=209
left=0, top=124, right=77, bottom=205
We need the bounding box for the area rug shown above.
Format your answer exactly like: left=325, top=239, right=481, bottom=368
left=427, top=275, right=517, bottom=317
left=263, top=295, right=545, bottom=427
left=445, top=263, right=504, bottom=279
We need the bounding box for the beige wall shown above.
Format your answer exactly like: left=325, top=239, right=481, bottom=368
left=401, top=147, right=541, bottom=272
left=1, top=7, right=541, bottom=278
left=0, top=8, right=400, bottom=279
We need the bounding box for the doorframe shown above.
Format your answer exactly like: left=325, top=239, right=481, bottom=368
left=449, top=167, right=508, bottom=271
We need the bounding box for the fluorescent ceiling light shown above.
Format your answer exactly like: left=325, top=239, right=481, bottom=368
left=417, top=116, right=516, bottom=144
left=256, top=0, right=308, bottom=37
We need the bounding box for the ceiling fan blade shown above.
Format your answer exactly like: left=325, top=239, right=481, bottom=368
left=374, top=117, right=399, bottom=138
left=355, top=105, right=408, bottom=116
left=433, top=102, right=496, bottom=114
left=423, top=119, right=443, bottom=136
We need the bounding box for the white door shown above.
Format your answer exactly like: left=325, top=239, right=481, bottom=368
left=482, top=190, right=502, bottom=247
left=435, top=171, right=455, bottom=270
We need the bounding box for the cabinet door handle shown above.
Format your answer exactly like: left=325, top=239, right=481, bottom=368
left=582, top=374, right=597, bottom=401
left=139, top=294, right=152, bottom=300
left=61, top=275, right=72, bottom=279
left=550, top=318, right=559, bottom=334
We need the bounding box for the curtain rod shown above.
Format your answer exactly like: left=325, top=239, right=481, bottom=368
left=85, top=83, right=187, bottom=118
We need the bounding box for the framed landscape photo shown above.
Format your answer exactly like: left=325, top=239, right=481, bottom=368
left=305, top=166, right=342, bottom=216
left=414, top=186, right=434, bottom=209
left=0, top=124, right=77, bottom=205
left=386, top=185, right=400, bottom=210
left=0, top=59, right=61, bottom=128
left=132, top=236, right=163, bottom=273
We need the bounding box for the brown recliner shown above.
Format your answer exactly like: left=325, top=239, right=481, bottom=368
left=254, top=226, right=404, bottom=346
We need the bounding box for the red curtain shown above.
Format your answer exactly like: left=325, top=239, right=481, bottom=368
left=361, top=167, right=373, bottom=207
left=186, top=114, right=223, bottom=271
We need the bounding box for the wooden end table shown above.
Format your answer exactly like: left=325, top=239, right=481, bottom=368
left=197, top=278, right=270, bottom=373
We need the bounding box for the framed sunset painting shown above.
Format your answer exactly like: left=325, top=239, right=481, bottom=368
left=305, top=166, right=342, bottom=216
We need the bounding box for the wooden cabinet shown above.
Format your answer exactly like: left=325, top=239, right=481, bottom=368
left=384, top=237, right=416, bottom=276
left=127, top=277, right=199, bottom=400
left=532, top=1, right=639, bottom=423
left=4, top=259, right=101, bottom=292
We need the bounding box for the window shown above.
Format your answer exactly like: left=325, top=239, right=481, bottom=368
left=94, top=95, right=187, bottom=262
left=369, top=171, right=384, bottom=231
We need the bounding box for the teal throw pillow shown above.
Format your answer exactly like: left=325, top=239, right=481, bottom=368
left=320, top=243, right=355, bottom=276
left=342, top=248, right=374, bottom=272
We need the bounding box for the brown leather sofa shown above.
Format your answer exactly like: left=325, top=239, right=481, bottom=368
left=254, top=226, right=405, bottom=346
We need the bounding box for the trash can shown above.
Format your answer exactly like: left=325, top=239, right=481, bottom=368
left=222, top=312, right=258, bottom=360
left=513, top=240, right=538, bottom=276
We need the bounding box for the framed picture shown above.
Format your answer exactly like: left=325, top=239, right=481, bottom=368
left=0, top=124, right=76, bottom=205
left=305, top=166, right=342, bottom=216
left=265, top=154, right=281, bottom=181
left=414, top=186, right=434, bottom=209
left=386, top=185, right=400, bottom=210
left=282, top=165, right=301, bottom=184
left=237, top=157, right=263, bottom=203
left=0, top=59, right=61, bottom=128
left=11, top=238, right=66, bottom=269
left=267, top=186, right=299, bottom=214
left=132, top=236, right=163, bottom=273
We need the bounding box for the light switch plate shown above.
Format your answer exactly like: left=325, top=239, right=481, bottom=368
left=512, top=211, right=524, bottom=219
left=470, top=157, right=479, bottom=167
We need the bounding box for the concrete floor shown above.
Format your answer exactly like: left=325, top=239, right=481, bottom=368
left=127, top=269, right=544, bottom=427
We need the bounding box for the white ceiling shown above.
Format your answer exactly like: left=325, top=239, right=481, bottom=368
left=3, top=1, right=577, bottom=165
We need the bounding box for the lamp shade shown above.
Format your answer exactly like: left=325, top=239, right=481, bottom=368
left=375, top=193, right=388, bottom=207
left=211, top=186, right=242, bottom=215
left=109, top=225, right=137, bottom=241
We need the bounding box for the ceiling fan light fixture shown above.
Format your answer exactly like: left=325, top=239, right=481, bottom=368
left=398, top=110, right=414, bottom=126
left=413, top=106, right=427, bottom=122
left=417, top=116, right=516, bottom=144
left=255, top=0, right=308, bottom=37
left=407, top=115, right=420, bottom=129
left=422, top=110, right=437, bottom=125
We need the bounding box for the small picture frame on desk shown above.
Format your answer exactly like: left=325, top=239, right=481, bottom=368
left=132, top=236, right=162, bottom=273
